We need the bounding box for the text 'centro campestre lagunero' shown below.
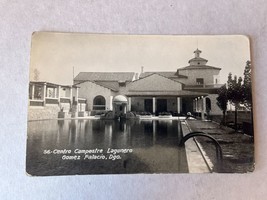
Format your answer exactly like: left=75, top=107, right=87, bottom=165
left=43, top=148, right=133, bottom=161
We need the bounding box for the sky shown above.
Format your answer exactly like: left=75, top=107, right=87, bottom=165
left=29, top=32, right=251, bottom=85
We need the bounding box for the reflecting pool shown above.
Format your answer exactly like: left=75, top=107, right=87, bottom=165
left=26, top=119, right=188, bottom=176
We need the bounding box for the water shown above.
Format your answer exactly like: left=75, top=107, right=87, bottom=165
left=26, top=119, right=188, bottom=176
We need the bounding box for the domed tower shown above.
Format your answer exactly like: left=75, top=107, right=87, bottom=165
left=188, top=49, right=208, bottom=66
left=177, top=49, right=221, bottom=86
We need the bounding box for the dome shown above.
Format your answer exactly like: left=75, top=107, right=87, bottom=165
left=113, top=95, right=128, bottom=104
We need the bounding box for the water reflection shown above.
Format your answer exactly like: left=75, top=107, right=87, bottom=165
left=27, top=119, right=188, bottom=175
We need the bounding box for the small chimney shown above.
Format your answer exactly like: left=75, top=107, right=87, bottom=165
left=141, top=66, right=144, bottom=74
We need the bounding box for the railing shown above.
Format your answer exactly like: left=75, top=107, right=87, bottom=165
left=60, top=97, right=71, bottom=103
left=179, top=131, right=223, bottom=172
left=29, top=100, right=44, bottom=106
left=45, top=97, right=59, bottom=104
left=78, top=98, right=87, bottom=103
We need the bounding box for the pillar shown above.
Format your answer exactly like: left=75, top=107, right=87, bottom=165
left=70, top=87, right=73, bottom=104
left=128, top=97, right=131, bottom=111
left=76, top=87, right=79, bottom=101
left=124, top=104, right=127, bottom=114
left=177, top=97, right=181, bottom=114
left=201, top=96, right=206, bottom=120
left=110, top=96, right=113, bottom=110
left=152, top=97, right=156, bottom=114
left=57, top=86, right=61, bottom=101
left=195, top=98, right=198, bottom=112
left=32, top=84, right=35, bottom=99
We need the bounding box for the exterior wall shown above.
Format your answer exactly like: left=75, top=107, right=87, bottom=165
left=166, top=97, right=177, bottom=112
left=208, top=94, right=222, bottom=115
left=130, top=97, right=179, bottom=113
left=178, top=69, right=220, bottom=85
left=77, top=81, right=112, bottom=111
left=194, top=94, right=222, bottom=116
left=28, top=105, right=60, bottom=121
left=131, top=97, right=145, bottom=112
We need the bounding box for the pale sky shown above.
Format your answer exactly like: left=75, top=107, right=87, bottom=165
left=30, top=32, right=251, bottom=85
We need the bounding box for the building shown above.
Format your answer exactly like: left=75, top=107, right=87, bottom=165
left=28, top=49, right=224, bottom=120
left=74, top=49, right=223, bottom=118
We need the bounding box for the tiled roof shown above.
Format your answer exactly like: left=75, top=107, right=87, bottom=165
left=127, top=73, right=184, bottom=92
left=139, top=71, right=188, bottom=79
left=95, top=81, right=119, bottom=91
left=178, top=65, right=221, bottom=70
left=74, top=72, right=135, bottom=81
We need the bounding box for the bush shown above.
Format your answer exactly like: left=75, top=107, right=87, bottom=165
left=159, top=112, right=172, bottom=116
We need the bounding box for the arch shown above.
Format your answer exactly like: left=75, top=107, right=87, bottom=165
left=206, top=97, right=211, bottom=112
left=113, top=95, right=128, bottom=105
left=93, top=95, right=106, bottom=110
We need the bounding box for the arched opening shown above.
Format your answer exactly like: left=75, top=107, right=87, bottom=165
left=206, top=98, right=211, bottom=112
left=93, top=95, right=106, bottom=110
left=113, top=95, right=128, bottom=117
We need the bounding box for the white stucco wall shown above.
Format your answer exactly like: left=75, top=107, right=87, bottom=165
left=76, top=81, right=112, bottom=111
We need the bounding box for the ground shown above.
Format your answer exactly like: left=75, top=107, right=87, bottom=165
left=187, top=119, right=254, bottom=173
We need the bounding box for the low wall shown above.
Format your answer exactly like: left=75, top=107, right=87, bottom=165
left=28, top=105, right=60, bottom=121
left=210, top=111, right=252, bottom=124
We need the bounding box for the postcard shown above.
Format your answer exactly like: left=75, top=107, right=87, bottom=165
left=26, top=32, right=254, bottom=176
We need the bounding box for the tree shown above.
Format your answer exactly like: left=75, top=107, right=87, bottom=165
left=33, top=68, right=40, bottom=81
left=227, top=73, right=244, bottom=131
left=243, top=61, right=252, bottom=108
left=216, top=84, right=228, bottom=125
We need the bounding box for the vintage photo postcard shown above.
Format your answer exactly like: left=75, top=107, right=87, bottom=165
left=26, top=32, right=254, bottom=176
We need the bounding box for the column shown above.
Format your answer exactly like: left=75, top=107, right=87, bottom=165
left=70, top=87, right=73, bottom=104
left=76, top=87, right=79, bottom=101
left=177, top=97, right=181, bottom=114
left=201, top=96, right=206, bottom=120
left=57, top=86, right=61, bottom=101
left=152, top=97, right=156, bottom=114
left=123, top=104, right=127, bottom=114
left=110, top=96, right=113, bottom=110
left=128, top=97, right=131, bottom=111
left=31, top=84, right=35, bottom=99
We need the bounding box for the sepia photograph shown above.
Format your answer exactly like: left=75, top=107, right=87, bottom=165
left=26, top=32, right=254, bottom=176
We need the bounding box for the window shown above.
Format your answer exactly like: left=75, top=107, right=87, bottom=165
left=119, top=81, right=126, bottom=87
left=93, top=95, right=106, bottom=110
left=206, top=98, right=211, bottom=111
left=34, top=85, right=42, bottom=99
left=196, top=78, right=204, bottom=85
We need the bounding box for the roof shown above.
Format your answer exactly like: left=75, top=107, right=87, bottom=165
left=184, top=84, right=224, bottom=94
left=126, top=90, right=208, bottom=97
left=29, top=81, right=77, bottom=88
left=188, top=57, right=208, bottom=63
left=128, top=73, right=184, bottom=92
left=74, top=80, right=119, bottom=92
left=139, top=71, right=188, bottom=79
left=95, top=81, right=119, bottom=91
left=74, top=72, right=135, bottom=82
left=178, top=65, right=221, bottom=70
left=113, top=95, right=128, bottom=103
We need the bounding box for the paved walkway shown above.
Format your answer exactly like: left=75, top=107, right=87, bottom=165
left=180, top=121, right=212, bottom=173
left=186, top=119, right=254, bottom=173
